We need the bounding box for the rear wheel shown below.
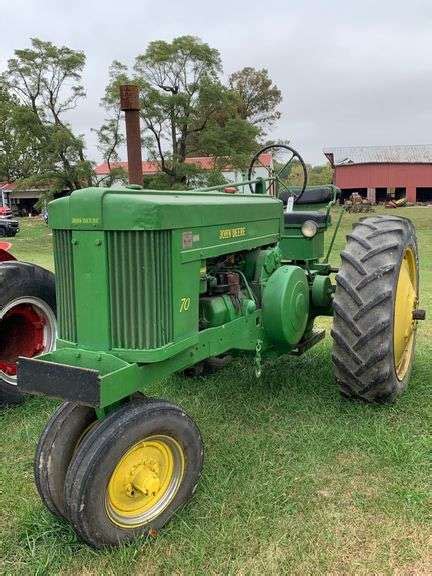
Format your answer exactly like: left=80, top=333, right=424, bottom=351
left=331, top=216, right=420, bottom=403
left=65, top=398, right=204, bottom=548
left=0, top=262, right=56, bottom=405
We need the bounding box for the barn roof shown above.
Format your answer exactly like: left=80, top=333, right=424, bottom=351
left=323, top=145, right=432, bottom=167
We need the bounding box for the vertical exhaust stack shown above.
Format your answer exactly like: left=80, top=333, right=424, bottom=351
left=119, top=85, right=143, bottom=186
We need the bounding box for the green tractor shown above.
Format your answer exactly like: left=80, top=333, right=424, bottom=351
left=18, top=145, right=423, bottom=548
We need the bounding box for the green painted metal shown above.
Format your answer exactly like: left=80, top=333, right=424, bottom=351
left=49, top=186, right=282, bottom=231
left=279, top=229, right=326, bottom=261
left=323, top=207, right=345, bottom=263
left=107, top=230, right=173, bottom=349
left=52, top=230, right=76, bottom=342
left=311, top=275, right=333, bottom=309
left=72, top=230, right=111, bottom=350
left=262, top=265, right=309, bottom=347
left=200, top=294, right=239, bottom=327
left=21, top=179, right=343, bottom=410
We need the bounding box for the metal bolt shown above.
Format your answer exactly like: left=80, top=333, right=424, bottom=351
left=413, top=309, right=426, bottom=320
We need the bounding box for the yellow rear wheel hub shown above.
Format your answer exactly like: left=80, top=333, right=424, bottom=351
left=393, top=247, right=417, bottom=380
left=106, top=435, right=185, bottom=528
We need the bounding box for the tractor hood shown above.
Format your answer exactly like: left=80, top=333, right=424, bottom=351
left=49, top=187, right=282, bottom=231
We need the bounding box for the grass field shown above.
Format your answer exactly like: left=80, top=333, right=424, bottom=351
left=1, top=208, right=431, bottom=575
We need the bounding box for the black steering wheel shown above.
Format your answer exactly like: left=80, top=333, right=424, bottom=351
left=248, top=144, right=308, bottom=203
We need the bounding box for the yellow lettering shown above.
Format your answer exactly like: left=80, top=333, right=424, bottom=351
left=71, top=217, right=100, bottom=225
left=219, top=227, right=246, bottom=240
left=180, top=297, right=191, bottom=312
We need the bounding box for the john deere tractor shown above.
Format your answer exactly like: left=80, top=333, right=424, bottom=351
left=18, top=145, right=423, bottom=548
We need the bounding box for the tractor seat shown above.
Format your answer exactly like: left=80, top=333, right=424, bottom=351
left=279, top=186, right=337, bottom=205
left=284, top=211, right=328, bottom=227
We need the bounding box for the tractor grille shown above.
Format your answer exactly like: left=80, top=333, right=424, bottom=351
left=53, top=230, right=77, bottom=342
left=107, top=230, right=173, bottom=349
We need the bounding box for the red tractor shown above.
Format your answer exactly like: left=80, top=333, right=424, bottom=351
left=0, top=242, right=56, bottom=405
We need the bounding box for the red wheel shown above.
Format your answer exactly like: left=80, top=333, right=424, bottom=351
left=0, top=261, right=56, bottom=405
left=0, top=243, right=14, bottom=262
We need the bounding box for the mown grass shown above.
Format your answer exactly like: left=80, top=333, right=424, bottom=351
left=1, top=208, right=431, bottom=575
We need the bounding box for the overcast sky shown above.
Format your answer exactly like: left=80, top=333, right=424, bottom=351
left=1, top=0, right=432, bottom=165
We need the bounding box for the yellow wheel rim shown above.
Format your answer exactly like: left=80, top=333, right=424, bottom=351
left=106, top=435, right=185, bottom=528
left=393, top=247, right=417, bottom=380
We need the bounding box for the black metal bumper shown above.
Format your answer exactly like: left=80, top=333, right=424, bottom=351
left=17, top=356, right=101, bottom=407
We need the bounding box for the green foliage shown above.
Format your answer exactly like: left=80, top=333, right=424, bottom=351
left=98, top=166, right=128, bottom=188
left=307, top=163, right=333, bottom=186
left=94, top=61, right=129, bottom=172
left=99, top=36, right=279, bottom=187
left=4, top=37, right=85, bottom=119
left=141, top=173, right=187, bottom=191
left=229, top=67, right=282, bottom=135
left=0, top=38, right=93, bottom=192
left=0, top=87, right=45, bottom=181
left=276, top=159, right=333, bottom=187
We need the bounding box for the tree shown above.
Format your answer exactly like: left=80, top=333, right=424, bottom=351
left=229, top=67, right=282, bottom=136
left=94, top=61, right=128, bottom=176
left=0, top=86, right=46, bottom=181
left=1, top=38, right=93, bottom=191
left=307, top=163, right=333, bottom=186
left=100, top=36, right=264, bottom=187
left=276, top=159, right=333, bottom=187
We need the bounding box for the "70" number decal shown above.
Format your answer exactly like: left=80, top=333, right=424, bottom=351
left=180, top=297, right=191, bottom=312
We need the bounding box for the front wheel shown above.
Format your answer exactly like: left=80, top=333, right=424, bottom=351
left=331, top=216, right=421, bottom=403
left=34, top=402, right=97, bottom=519
left=65, top=398, right=204, bottom=548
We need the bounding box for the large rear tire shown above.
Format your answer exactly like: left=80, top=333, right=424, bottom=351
left=331, top=216, right=420, bottom=403
left=0, top=261, right=56, bottom=405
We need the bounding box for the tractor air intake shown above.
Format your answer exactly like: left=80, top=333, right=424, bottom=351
left=53, top=229, right=173, bottom=350
left=107, top=230, right=173, bottom=349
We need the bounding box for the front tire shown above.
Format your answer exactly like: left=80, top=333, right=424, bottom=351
left=331, top=216, right=419, bottom=403
left=65, top=398, right=204, bottom=548
left=34, top=402, right=97, bottom=519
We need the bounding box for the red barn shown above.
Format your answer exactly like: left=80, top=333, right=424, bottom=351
left=324, top=145, right=432, bottom=204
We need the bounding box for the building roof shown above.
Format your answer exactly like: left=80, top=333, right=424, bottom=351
left=323, top=145, right=432, bottom=167
left=0, top=182, right=16, bottom=191
left=94, top=154, right=273, bottom=176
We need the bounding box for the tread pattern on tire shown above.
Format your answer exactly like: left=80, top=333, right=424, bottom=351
left=34, top=402, right=96, bottom=518
left=331, top=215, right=418, bottom=403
